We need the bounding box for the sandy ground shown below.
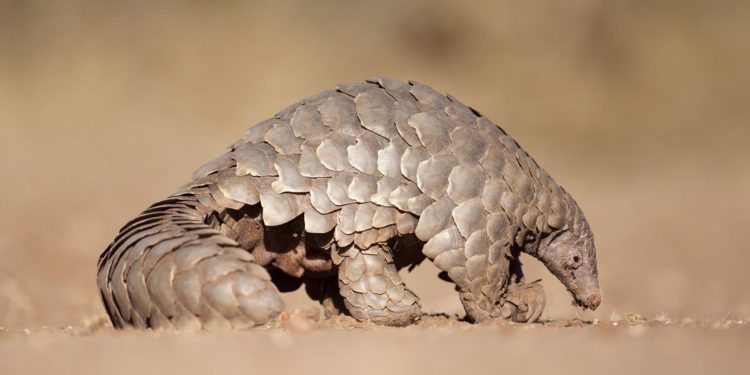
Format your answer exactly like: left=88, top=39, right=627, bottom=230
left=1, top=1, right=749, bottom=373
left=1, top=314, right=749, bottom=375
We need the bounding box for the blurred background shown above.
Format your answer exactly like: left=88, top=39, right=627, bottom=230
left=1, top=0, right=749, bottom=329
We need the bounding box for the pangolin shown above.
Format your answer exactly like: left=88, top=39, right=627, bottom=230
left=96, top=77, right=600, bottom=330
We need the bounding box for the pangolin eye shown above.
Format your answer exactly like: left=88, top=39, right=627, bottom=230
left=567, top=254, right=582, bottom=269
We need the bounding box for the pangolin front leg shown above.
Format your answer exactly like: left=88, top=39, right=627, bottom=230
left=447, top=242, right=518, bottom=323
left=333, top=243, right=421, bottom=326
left=427, top=236, right=545, bottom=323
left=497, top=254, right=545, bottom=323
left=504, top=280, right=546, bottom=323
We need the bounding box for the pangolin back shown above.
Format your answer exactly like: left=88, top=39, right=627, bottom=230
left=191, top=77, right=569, bottom=247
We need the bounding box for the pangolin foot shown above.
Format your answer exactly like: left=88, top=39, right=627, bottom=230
left=504, top=280, right=546, bottom=323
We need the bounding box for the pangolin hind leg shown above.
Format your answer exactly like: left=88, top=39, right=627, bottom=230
left=333, top=243, right=421, bottom=326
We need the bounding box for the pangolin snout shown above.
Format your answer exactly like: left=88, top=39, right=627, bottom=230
left=577, top=290, right=601, bottom=310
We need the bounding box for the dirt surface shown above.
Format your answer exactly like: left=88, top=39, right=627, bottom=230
left=1, top=1, right=749, bottom=374
left=2, top=312, right=749, bottom=375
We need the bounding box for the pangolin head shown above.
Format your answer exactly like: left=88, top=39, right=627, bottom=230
left=532, top=209, right=601, bottom=311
